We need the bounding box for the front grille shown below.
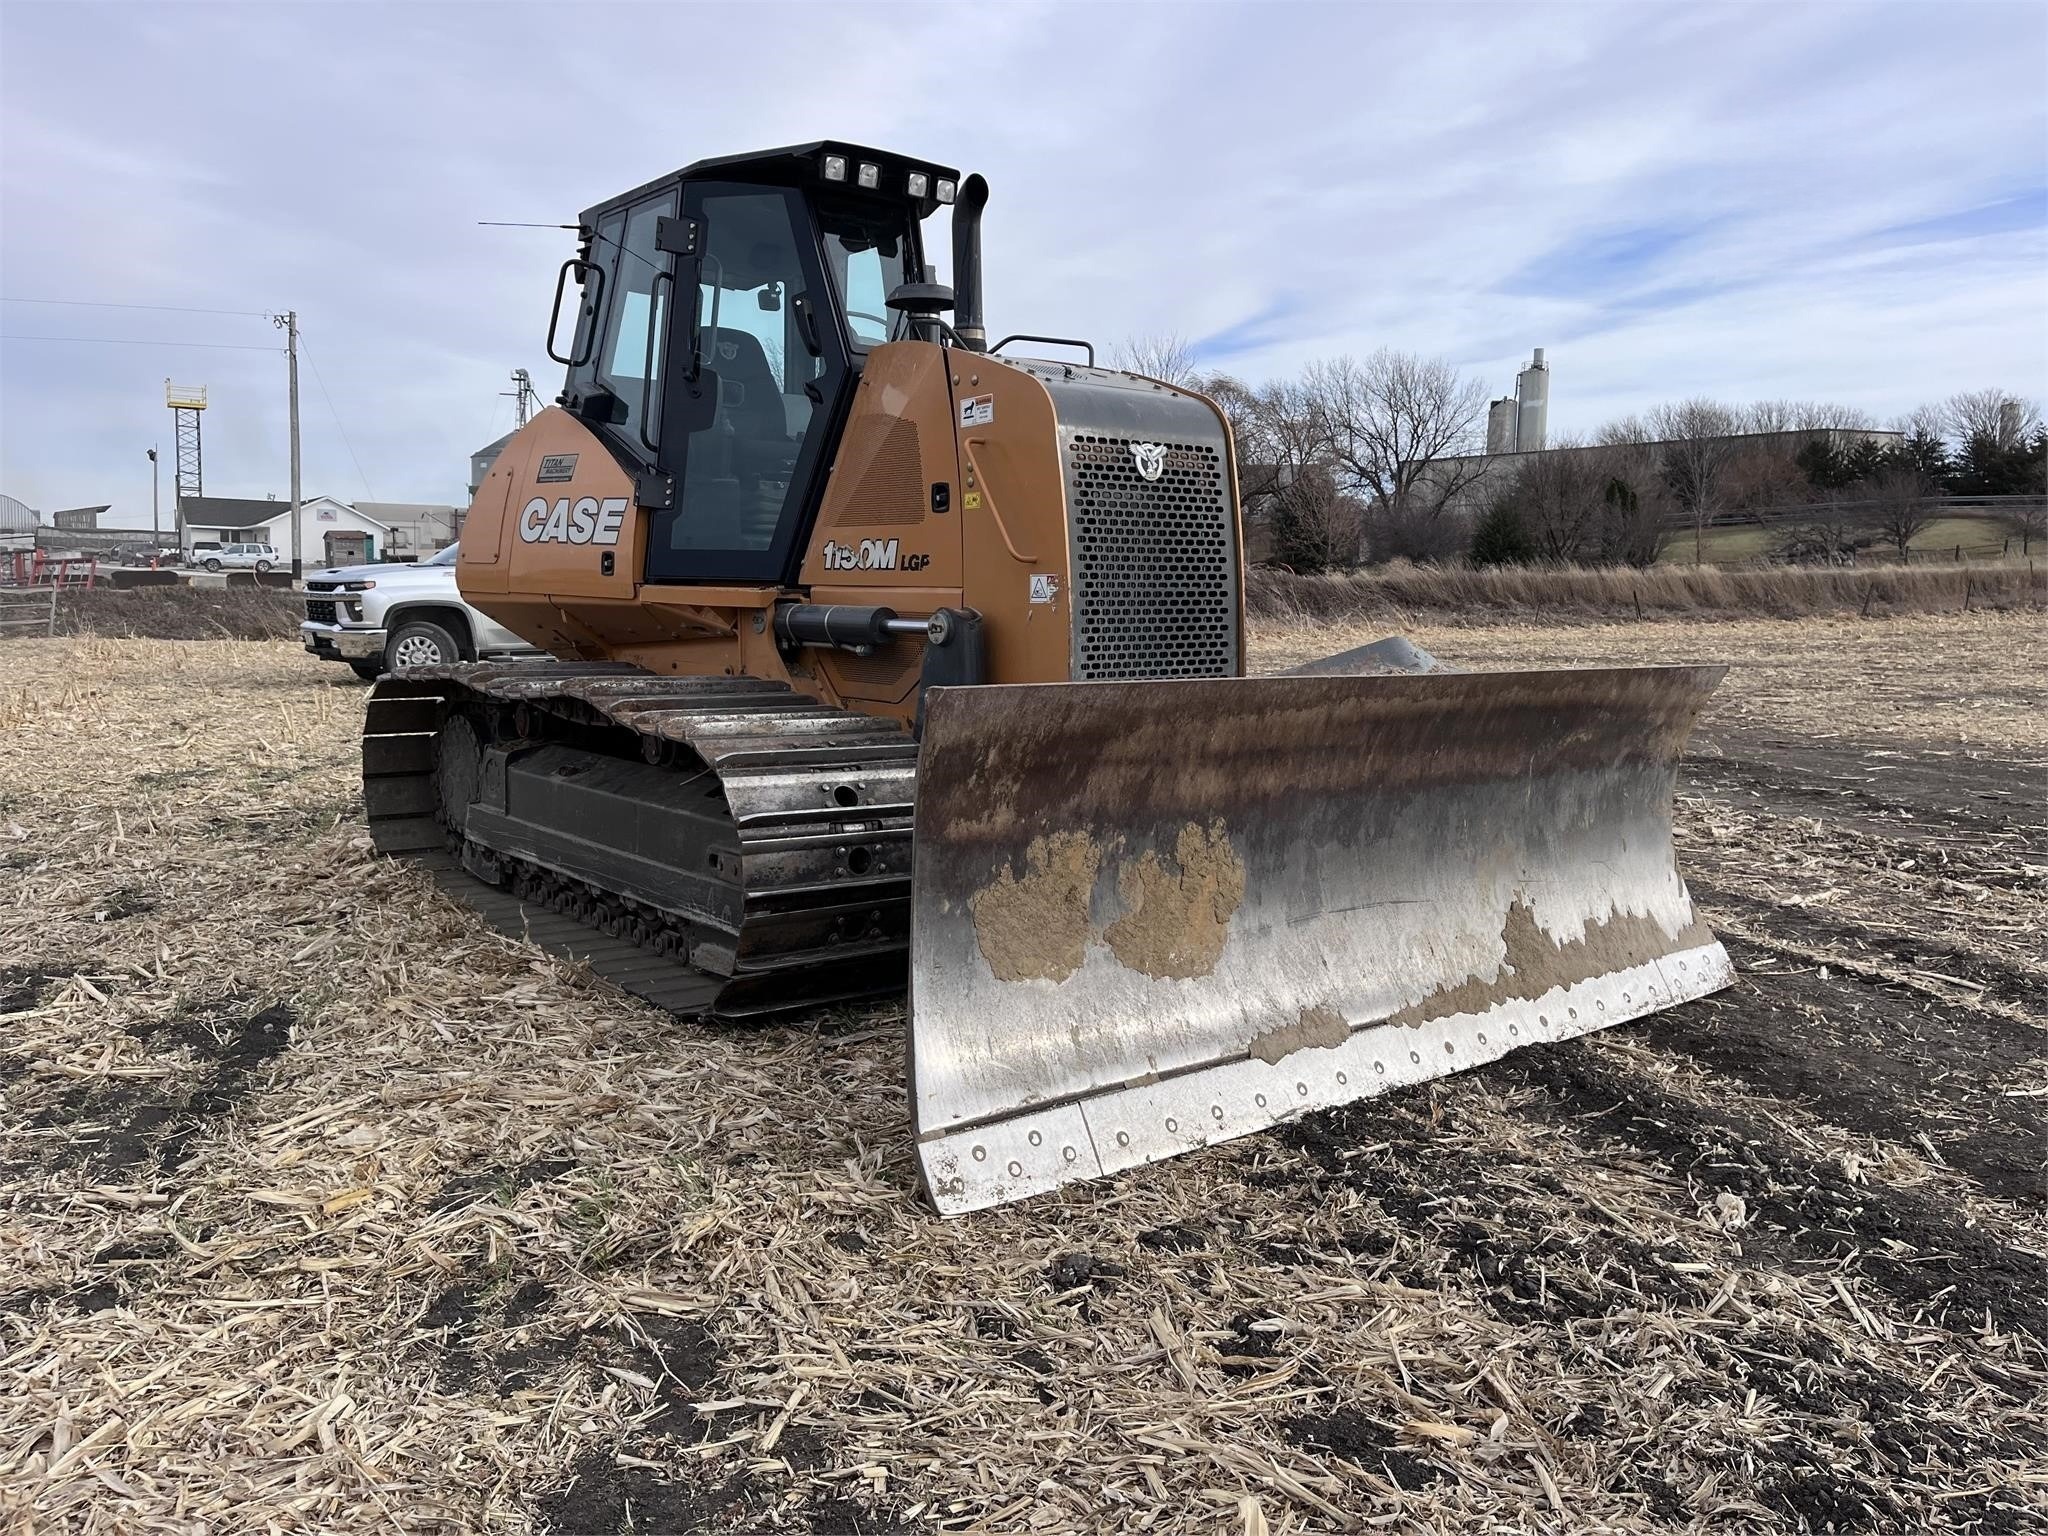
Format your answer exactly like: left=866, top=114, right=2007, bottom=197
left=307, top=581, right=341, bottom=592
left=306, top=600, right=338, bottom=623
left=1066, top=435, right=1236, bottom=681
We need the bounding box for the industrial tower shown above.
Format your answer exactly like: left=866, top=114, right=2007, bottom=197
left=166, top=380, right=207, bottom=501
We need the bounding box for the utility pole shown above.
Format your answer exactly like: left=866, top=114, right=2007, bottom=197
left=275, top=310, right=302, bottom=579
left=147, top=447, right=160, bottom=557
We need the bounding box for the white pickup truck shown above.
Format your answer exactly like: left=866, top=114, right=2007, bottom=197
left=296, top=544, right=541, bottom=681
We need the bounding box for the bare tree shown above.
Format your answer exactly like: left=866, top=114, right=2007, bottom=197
left=1113, top=333, right=1198, bottom=387
left=1998, top=491, right=2046, bottom=553
left=1722, top=444, right=1812, bottom=524
left=1595, top=414, right=1650, bottom=447
left=1266, top=463, right=1365, bottom=571
left=1741, top=399, right=1877, bottom=433
left=1484, top=434, right=1606, bottom=562
left=1772, top=492, right=1868, bottom=565
left=1303, top=350, right=1487, bottom=562
left=1945, top=388, right=2042, bottom=450
left=1590, top=447, right=1673, bottom=567
left=1203, top=372, right=1359, bottom=569
left=1646, top=398, right=1742, bottom=563
left=1892, top=402, right=1948, bottom=443
left=1862, top=465, right=1937, bottom=557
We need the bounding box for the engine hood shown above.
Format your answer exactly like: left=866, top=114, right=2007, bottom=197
left=306, top=560, right=446, bottom=584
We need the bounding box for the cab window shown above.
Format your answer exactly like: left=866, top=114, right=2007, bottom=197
left=821, top=207, right=912, bottom=351
left=592, top=192, right=678, bottom=444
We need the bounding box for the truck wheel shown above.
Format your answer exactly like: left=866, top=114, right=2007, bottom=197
left=348, top=660, right=383, bottom=683
left=386, top=619, right=463, bottom=671
left=203, top=558, right=222, bottom=572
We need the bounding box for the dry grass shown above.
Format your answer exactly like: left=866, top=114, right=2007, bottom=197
left=1247, top=560, right=2047, bottom=626
left=1253, top=610, right=2048, bottom=750
left=2, top=634, right=2043, bottom=1534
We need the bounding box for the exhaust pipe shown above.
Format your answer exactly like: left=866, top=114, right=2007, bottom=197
left=950, top=174, right=989, bottom=352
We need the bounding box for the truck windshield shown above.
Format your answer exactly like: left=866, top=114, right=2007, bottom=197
left=427, top=544, right=459, bottom=566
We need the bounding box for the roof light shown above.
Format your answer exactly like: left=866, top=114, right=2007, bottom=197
left=857, top=162, right=880, bottom=190
left=906, top=171, right=929, bottom=199
left=934, top=178, right=957, bottom=204
left=821, top=154, right=847, bottom=182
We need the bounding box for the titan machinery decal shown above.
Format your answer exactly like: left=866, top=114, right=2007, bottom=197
left=535, top=453, right=579, bottom=484
left=820, top=538, right=930, bottom=573
left=519, top=495, right=629, bottom=546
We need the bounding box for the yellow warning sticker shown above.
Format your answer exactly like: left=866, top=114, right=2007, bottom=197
left=963, top=491, right=983, bottom=511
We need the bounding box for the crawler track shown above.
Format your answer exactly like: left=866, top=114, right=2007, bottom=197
left=361, top=661, right=918, bottom=1020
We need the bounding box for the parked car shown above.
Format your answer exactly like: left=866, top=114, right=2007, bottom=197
left=184, top=541, right=224, bottom=568
left=296, top=543, right=541, bottom=681
left=197, top=542, right=279, bottom=572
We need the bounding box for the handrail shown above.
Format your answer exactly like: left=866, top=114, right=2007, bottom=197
left=961, top=437, right=1037, bottom=563
left=990, top=333, right=1095, bottom=368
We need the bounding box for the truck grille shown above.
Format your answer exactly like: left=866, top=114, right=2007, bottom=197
left=306, top=600, right=338, bottom=623
left=1066, top=434, right=1237, bottom=681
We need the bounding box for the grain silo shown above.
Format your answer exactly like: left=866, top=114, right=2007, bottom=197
left=1514, top=348, right=1549, bottom=452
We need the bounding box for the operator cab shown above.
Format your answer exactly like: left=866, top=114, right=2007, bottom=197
left=550, top=142, right=960, bottom=585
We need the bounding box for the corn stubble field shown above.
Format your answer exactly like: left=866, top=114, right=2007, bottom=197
left=1, top=614, right=2042, bottom=1535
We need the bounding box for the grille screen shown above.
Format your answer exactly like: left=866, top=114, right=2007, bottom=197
left=306, top=600, right=338, bottom=624
left=833, top=417, right=925, bottom=527
left=1067, top=435, right=1235, bottom=680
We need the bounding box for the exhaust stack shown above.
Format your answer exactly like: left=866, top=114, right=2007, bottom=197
left=951, top=174, right=989, bottom=351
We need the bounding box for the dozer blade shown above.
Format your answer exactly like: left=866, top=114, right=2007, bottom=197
left=909, top=666, right=1734, bottom=1214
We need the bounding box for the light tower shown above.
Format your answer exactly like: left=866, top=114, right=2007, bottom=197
left=165, top=380, right=207, bottom=516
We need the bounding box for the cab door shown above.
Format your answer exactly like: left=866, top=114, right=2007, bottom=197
left=646, top=182, right=850, bottom=586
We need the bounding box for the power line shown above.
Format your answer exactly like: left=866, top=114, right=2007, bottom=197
left=1, top=334, right=282, bottom=351
left=297, top=336, right=377, bottom=502
left=1, top=297, right=272, bottom=319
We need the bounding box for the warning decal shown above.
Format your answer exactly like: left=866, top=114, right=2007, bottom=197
left=958, top=394, right=995, bottom=428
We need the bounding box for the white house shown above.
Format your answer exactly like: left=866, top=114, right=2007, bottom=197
left=177, top=494, right=396, bottom=566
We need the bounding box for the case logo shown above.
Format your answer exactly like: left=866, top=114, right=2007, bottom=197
left=519, top=495, right=629, bottom=546
left=1130, top=442, right=1168, bottom=481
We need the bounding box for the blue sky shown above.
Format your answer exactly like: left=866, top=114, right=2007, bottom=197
left=3, top=0, right=2044, bottom=523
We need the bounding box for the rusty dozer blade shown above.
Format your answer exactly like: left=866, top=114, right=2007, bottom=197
left=909, top=666, right=1734, bottom=1215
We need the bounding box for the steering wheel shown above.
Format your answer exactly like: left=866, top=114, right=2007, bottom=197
left=846, top=310, right=892, bottom=336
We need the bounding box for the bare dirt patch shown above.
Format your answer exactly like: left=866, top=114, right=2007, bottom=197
left=1, top=630, right=2042, bottom=1534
